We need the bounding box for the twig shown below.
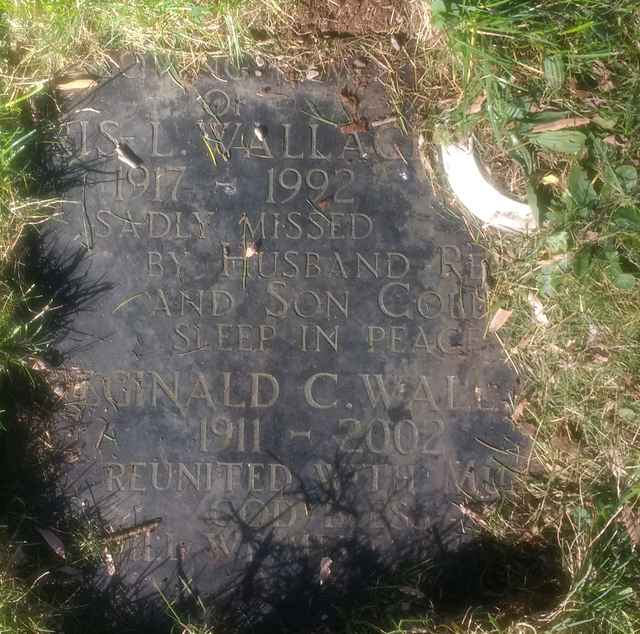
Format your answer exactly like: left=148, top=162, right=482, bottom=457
left=104, top=517, right=162, bottom=544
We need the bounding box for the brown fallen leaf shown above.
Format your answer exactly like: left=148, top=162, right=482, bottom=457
left=339, top=119, right=369, bottom=135
left=608, top=447, right=627, bottom=482
left=603, top=135, right=627, bottom=147
left=31, top=358, right=49, bottom=372
left=593, top=61, right=615, bottom=92
left=36, top=527, right=66, bottom=559
left=488, top=308, right=512, bottom=333
left=512, top=399, right=529, bottom=423
left=56, top=78, right=97, bottom=91
left=538, top=253, right=574, bottom=267
left=619, top=506, right=640, bottom=549
left=466, top=93, right=486, bottom=115
left=102, top=547, right=116, bottom=576
left=528, top=292, right=550, bottom=327
left=340, top=87, right=359, bottom=119
left=456, top=503, right=490, bottom=530
left=530, top=116, right=590, bottom=134
left=319, top=556, right=333, bottom=585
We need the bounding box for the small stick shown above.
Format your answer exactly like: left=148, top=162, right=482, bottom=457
left=371, top=116, right=397, bottom=128
left=104, top=517, right=162, bottom=544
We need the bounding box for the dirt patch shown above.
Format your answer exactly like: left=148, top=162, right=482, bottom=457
left=294, top=0, right=410, bottom=35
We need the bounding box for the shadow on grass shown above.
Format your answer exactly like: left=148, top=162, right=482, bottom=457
left=158, top=453, right=569, bottom=634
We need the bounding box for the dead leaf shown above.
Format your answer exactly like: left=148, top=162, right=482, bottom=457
left=306, top=68, right=319, bottom=80
left=339, top=88, right=359, bottom=118
left=102, top=547, right=116, bottom=576
left=603, top=135, right=627, bottom=147
left=608, top=448, right=627, bottom=482
left=512, top=399, right=529, bottom=423
left=538, top=253, right=574, bottom=267
left=56, top=78, right=97, bottom=91
left=488, top=308, right=512, bottom=333
left=542, top=173, right=560, bottom=185
left=339, top=119, right=369, bottom=135
left=319, top=557, right=333, bottom=584
left=31, top=358, right=49, bottom=372
left=530, top=116, right=590, bottom=134
left=36, top=527, right=66, bottom=559
left=528, top=292, right=550, bottom=327
left=466, top=93, right=486, bottom=115
left=456, top=503, right=490, bottom=530
left=593, top=61, right=615, bottom=92
left=584, top=231, right=600, bottom=242
left=619, top=506, right=640, bottom=548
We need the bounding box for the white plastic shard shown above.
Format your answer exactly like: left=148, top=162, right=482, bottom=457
left=440, top=141, right=537, bottom=233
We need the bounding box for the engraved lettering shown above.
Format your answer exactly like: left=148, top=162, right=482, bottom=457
left=304, top=373, right=338, bottom=409
left=150, top=120, right=173, bottom=157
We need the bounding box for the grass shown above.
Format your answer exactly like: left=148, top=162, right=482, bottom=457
left=427, top=1, right=640, bottom=632
left=0, top=0, right=639, bottom=632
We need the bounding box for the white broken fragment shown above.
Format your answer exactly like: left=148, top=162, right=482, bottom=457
left=441, top=141, right=537, bottom=232
left=528, top=292, right=550, bottom=327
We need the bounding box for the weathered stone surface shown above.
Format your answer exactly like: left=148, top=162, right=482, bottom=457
left=52, top=58, right=521, bottom=602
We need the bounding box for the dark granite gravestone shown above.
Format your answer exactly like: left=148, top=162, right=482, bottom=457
left=52, top=58, right=522, bottom=604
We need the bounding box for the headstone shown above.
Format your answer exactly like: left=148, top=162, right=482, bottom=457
left=51, top=58, right=522, bottom=603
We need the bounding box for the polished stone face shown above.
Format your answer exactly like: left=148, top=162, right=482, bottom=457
left=53, top=58, right=521, bottom=600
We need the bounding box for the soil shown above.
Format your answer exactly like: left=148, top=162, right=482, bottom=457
left=294, top=0, right=409, bottom=35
